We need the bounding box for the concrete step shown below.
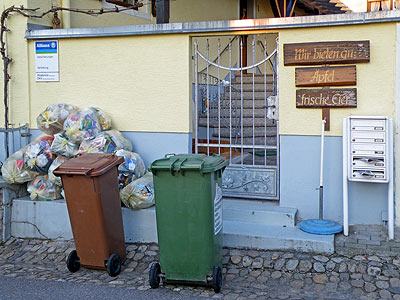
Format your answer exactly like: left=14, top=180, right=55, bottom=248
left=210, top=136, right=277, bottom=145
left=223, top=221, right=334, bottom=254
left=205, top=108, right=274, bottom=118
left=208, top=101, right=271, bottom=109
left=10, top=197, right=332, bottom=253
left=213, top=127, right=277, bottom=138
left=232, top=83, right=274, bottom=92
left=198, top=117, right=276, bottom=127
left=216, top=91, right=275, bottom=100
left=223, top=198, right=296, bottom=227
left=233, top=73, right=273, bottom=84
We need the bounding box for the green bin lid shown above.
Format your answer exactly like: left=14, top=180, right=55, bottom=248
left=150, top=154, right=228, bottom=174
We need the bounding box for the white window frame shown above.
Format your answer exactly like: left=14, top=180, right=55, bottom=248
left=102, top=0, right=151, bottom=20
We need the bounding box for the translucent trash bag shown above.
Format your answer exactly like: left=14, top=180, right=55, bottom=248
left=63, top=107, right=101, bottom=143
left=24, top=135, right=54, bottom=174
left=120, top=172, right=154, bottom=210
left=1, top=145, right=36, bottom=184
left=27, top=175, right=62, bottom=201
left=37, top=103, right=78, bottom=135
left=48, top=156, right=69, bottom=186
left=115, top=149, right=146, bottom=189
left=50, top=133, right=80, bottom=158
left=78, top=130, right=132, bottom=154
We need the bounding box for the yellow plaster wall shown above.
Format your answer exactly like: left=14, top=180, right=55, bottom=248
left=256, top=0, right=275, bottom=18
left=278, top=23, right=396, bottom=136
left=27, top=34, right=191, bottom=133
left=52, top=0, right=240, bottom=29
left=68, top=0, right=153, bottom=28
left=171, top=0, right=239, bottom=22
left=0, top=0, right=30, bottom=128
left=27, top=0, right=61, bottom=28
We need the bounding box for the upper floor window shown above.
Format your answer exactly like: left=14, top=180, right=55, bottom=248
left=103, top=0, right=151, bottom=20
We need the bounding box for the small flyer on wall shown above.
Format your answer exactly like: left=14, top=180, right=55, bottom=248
left=35, top=40, right=59, bottom=82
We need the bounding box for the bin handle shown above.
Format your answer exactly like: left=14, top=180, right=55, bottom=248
left=180, top=160, right=205, bottom=175
left=176, top=158, right=188, bottom=175
left=165, top=153, right=176, bottom=158
left=169, top=157, right=179, bottom=175
left=53, top=169, right=92, bottom=176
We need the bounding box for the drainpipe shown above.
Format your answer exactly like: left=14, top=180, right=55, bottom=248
left=61, top=0, right=71, bottom=29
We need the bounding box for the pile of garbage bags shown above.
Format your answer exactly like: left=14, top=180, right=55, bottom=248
left=1, top=103, right=154, bottom=210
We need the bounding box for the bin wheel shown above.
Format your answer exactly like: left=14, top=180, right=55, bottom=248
left=106, top=254, right=121, bottom=277
left=66, top=250, right=80, bottom=273
left=149, top=262, right=161, bottom=289
left=212, top=266, right=222, bottom=293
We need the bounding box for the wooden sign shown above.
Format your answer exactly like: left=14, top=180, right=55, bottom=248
left=296, top=88, right=357, bottom=108
left=284, top=41, right=370, bottom=66
left=295, top=66, right=357, bottom=87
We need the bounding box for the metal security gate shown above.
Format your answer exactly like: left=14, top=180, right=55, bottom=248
left=193, top=34, right=279, bottom=200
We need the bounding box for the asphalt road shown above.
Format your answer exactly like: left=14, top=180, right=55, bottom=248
left=0, top=276, right=204, bottom=300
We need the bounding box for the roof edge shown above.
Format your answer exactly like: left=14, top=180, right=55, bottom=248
left=26, top=10, right=400, bottom=39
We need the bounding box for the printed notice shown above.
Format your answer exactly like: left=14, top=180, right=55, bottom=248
left=214, top=183, right=223, bottom=235
left=35, top=40, right=59, bottom=82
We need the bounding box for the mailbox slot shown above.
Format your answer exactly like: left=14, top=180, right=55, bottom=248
left=350, top=119, right=386, bottom=131
left=352, top=156, right=385, bottom=168
left=351, top=131, right=385, bottom=144
left=351, top=143, right=385, bottom=156
left=352, top=169, right=386, bottom=181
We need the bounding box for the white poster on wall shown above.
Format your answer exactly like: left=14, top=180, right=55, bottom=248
left=35, top=40, right=59, bottom=82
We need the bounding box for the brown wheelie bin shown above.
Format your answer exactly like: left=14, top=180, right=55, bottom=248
left=54, top=153, right=126, bottom=277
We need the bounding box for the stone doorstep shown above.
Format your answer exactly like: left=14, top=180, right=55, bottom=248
left=10, top=197, right=333, bottom=254
left=223, top=221, right=334, bottom=255
left=223, top=198, right=297, bottom=227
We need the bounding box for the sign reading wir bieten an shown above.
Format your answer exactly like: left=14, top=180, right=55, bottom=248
left=296, top=88, right=357, bottom=108
left=284, top=41, right=370, bottom=66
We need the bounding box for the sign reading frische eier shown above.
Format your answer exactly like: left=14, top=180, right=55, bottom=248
left=284, top=41, right=370, bottom=66
left=296, top=88, right=357, bottom=108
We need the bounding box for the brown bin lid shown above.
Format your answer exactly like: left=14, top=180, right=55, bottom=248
left=53, top=153, right=124, bottom=177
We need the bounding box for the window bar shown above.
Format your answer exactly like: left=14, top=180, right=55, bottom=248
left=252, top=37, right=256, bottom=166
left=194, top=40, right=199, bottom=154
left=264, top=39, right=267, bottom=166
left=218, top=39, right=221, bottom=156
left=229, top=39, right=232, bottom=164
left=206, top=39, right=210, bottom=156
left=240, top=37, right=244, bottom=165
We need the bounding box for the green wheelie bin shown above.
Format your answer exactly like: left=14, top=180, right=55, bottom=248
left=148, top=154, right=228, bottom=292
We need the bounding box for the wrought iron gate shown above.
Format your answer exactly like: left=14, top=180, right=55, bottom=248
left=193, top=35, right=279, bottom=200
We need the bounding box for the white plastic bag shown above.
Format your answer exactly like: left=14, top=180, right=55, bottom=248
left=120, top=172, right=154, bottom=210
left=78, top=130, right=132, bottom=155
left=50, top=133, right=80, bottom=158
left=48, top=156, right=68, bottom=186
left=94, top=107, right=112, bottom=131
left=27, top=175, right=62, bottom=201
left=115, top=150, right=146, bottom=189
left=63, top=107, right=101, bottom=143
left=1, top=145, right=36, bottom=184
left=24, top=135, right=54, bottom=174
left=37, top=103, right=78, bottom=135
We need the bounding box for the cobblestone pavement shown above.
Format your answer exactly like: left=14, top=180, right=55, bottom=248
left=336, top=225, right=400, bottom=257
left=1, top=226, right=400, bottom=300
